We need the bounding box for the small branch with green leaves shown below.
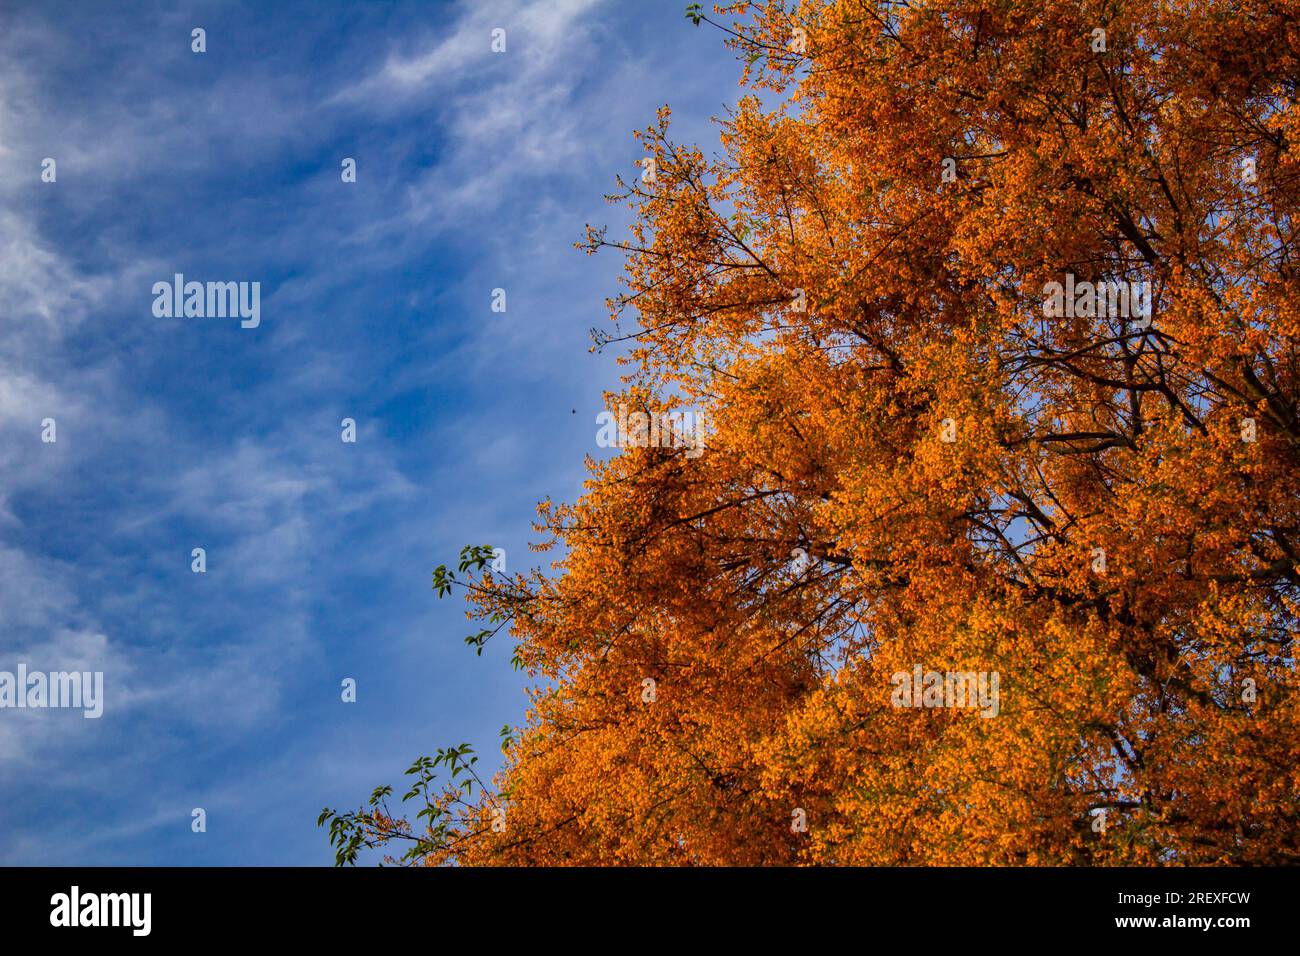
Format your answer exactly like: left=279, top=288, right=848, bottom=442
left=431, top=543, right=536, bottom=669
left=317, top=743, right=499, bottom=866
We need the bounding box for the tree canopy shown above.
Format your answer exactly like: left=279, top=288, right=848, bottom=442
left=323, top=0, right=1300, bottom=866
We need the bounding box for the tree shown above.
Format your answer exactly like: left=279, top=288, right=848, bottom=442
left=322, top=0, right=1300, bottom=866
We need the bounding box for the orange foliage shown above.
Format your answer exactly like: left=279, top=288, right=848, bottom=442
left=330, top=0, right=1300, bottom=865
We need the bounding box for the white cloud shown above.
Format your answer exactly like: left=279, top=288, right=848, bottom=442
left=0, top=623, right=130, bottom=764
left=0, top=0, right=740, bottom=863
left=330, top=0, right=610, bottom=233
left=332, top=0, right=604, bottom=108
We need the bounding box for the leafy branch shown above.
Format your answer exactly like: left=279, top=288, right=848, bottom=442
left=432, top=543, right=535, bottom=669
left=317, top=743, right=495, bottom=866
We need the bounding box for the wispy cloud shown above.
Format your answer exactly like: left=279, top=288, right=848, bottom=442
left=0, top=0, right=736, bottom=864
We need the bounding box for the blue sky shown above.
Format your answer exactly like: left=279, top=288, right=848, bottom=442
left=0, top=0, right=737, bottom=865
